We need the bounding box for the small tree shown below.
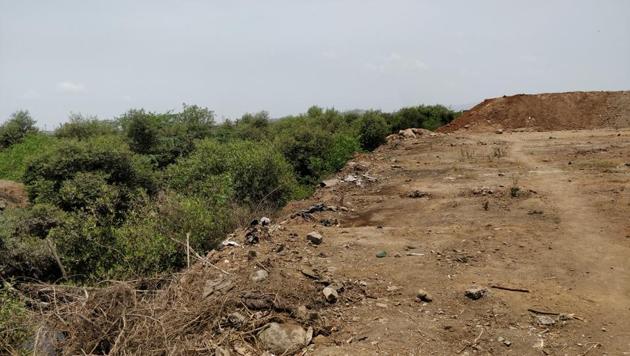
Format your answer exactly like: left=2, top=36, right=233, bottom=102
left=358, top=111, right=389, bottom=151
left=0, top=110, right=38, bottom=149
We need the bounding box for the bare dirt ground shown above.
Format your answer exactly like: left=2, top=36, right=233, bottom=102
left=40, top=128, right=630, bottom=355
left=281, top=128, right=630, bottom=355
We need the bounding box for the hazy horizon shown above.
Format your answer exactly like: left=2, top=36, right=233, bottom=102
left=1, top=0, right=629, bottom=129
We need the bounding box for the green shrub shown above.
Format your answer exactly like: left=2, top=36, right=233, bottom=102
left=55, top=113, right=119, bottom=140
left=167, top=139, right=297, bottom=208
left=119, top=105, right=215, bottom=167
left=113, top=193, right=237, bottom=277
left=0, top=133, right=59, bottom=181
left=0, top=207, right=60, bottom=281
left=23, top=136, right=156, bottom=210
left=0, top=110, right=38, bottom=149
left=358, top=111, right=389, bottom=151
left=325, top=133, right=361, bottom=172
left=0, top=288, right=32, bottom=354
left=275, top=126, right=333, bottom=184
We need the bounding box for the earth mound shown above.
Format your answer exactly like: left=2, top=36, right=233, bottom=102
left=439, top=91, right=630, bottom=133
left=0, top=180, right=27, bottom=210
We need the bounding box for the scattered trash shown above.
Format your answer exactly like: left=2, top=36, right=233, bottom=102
left=406, top=252, right=425, bottom=257
left=221, top=239, right=240, bottom=248
left=535, top=315, right=556, bottom=326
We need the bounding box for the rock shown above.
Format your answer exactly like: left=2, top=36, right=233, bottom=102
left=536, top=315, right=556, bottom=326
left=344, top=174, right=358, bottom=182
left=307, top=231, right=323, bottom=245
left=495, top=129, right=504, bottom=134
left=203, top=277, right=234, bottom=298
left=375, top=250, right=387, bottom=258
left=295, top=305, right=319, bottom=321
left=497, top=336, right=511, bottom=347
left=258, top=322, right=311, bottom=354
left=464, top=286, right=487, bottom=300
left=260, top=217, right=271, bottom=226
left=399, top=128, right=417, bottom=139
left=300, top=266, right=320, bottom=279
left=416, top=289, right=433, bottom=302
left=323, top=286, right=338, bottom=303
left=251, top=269, right=269, bottom=282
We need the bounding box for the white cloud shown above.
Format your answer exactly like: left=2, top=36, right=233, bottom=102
left=364, top=53, right=429, bottom=73
left=414, top=60, right=429, bottom=71
left=56, top=81, right=86, bottom=93
left=321, top=50, right=338, bottom=60
left=20, top=90, right=40, bottom=100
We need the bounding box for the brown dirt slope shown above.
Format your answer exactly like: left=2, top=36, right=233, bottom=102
left=439, top=91, right=630, bottom=132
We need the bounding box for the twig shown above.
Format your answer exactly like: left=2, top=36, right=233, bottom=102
left=186, top=232, right=191, bottom=269
left=46, top=238, right=67, bottom=279
left=491, top=285, right=530, bottom=293
left=109, top=314, right=127, bottom=355
left=528, top=308, right=560, bottom=315
left=579, top=342, right=601, bottom=356
left=457, top=328, right=484, bottom=353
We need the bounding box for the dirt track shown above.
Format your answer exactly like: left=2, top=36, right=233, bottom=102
left=281, top=128, right=630, bottom=355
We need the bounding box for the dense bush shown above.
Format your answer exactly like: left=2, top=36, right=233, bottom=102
left=0, top=133, right=60, bottom=181
left=167, top=139, right=297, bottom=208
left=275, top=126, right=333, bottom=185
left=0, top=207, right=60, bottom=281
left=388, top=105, right=458, bottom=131
left=119, top=105, right=215, bottom=167
left=358, top=111, right=389, bottom=151
left=113, top=192, right=238, bottom=277
left=23, top=136, right=156, bottom=210
left=55, top=113, right=119, bottom=140
left=0, top=110, right=38, bottom=149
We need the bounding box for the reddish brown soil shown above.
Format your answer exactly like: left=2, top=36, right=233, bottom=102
left=439, top=91, right=630, bottom=133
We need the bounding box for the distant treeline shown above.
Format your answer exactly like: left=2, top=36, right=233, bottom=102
left=0, top=104, right=459, bottom=283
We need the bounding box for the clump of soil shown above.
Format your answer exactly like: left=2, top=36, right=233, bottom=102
left=0, top=180, right=27, bottom=209
left=439, top=91, right=630, bottom=133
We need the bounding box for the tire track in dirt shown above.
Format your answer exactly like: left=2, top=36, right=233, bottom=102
left=506, top=135, right=630, bottom=313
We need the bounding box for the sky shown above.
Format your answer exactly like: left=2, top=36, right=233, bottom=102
left=1, top=0, right=629, bottom=129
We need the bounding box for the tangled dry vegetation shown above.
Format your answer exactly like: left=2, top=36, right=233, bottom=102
left=17, top=216, right=368, bottom=355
